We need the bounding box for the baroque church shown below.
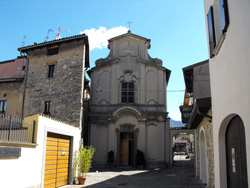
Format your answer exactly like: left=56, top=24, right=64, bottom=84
left=87, top=31, right=171, bottom=167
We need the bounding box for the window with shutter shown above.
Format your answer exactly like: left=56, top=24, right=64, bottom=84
left=207, top=6, right=216, bottom=58
left=219, top=0, right=229, bottom=33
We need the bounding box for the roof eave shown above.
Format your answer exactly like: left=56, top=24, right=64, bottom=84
left=18, top=34, right=88, bottom=53
left=108, top=31, right=150, bottom=43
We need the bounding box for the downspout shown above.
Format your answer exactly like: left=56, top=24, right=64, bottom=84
left=81, top=42, right=89, bottom=146
left=20, top=53, right=29, bottom=119
left=81, top=45, right=85, bottom=145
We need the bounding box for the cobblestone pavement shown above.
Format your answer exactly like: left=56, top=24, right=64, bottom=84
left=64, top=164, right=205, bottom=188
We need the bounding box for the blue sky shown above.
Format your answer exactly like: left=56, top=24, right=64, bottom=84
left=0, top=0, right=208, bottom=121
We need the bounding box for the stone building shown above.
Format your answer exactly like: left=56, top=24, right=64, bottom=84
left=203, top=0, right=250, bottom=187
left=87, top=31, right=171, bottom=167
left=18, top=34, right=89, bottom=127
left=0, top=56, right=27, bottom=117
left=180, top=60, right=214, bottom=187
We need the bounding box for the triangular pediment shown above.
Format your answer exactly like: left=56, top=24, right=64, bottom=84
left=108, top=30, right=150, bottom=44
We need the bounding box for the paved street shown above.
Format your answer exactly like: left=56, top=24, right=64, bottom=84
left=64, top=163, right=205, bottom=188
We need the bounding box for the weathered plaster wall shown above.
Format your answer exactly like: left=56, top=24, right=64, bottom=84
left=89, top=33, right=170, bottom=167
left=0, top=82, right=25, bottom=117
left=0, top=57, right=27, bottom=117
left=193, top=63, right=210, bottom=100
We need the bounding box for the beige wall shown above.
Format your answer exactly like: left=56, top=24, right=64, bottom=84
left=89, top=33, right=170, bottom=167
left=0, top=82, right=25, bottom=117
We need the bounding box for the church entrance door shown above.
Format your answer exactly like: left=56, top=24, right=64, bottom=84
left=120, top=132, right=134, bottom=166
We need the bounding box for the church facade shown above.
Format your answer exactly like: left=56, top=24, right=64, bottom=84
left=88, top=31, right=171, bottom=167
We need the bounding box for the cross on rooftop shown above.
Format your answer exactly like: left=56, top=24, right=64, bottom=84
left=127, top=20, right=133, bottom=31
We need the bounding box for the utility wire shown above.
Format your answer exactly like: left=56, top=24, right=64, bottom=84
left=94, top=88, right=185, bottom=93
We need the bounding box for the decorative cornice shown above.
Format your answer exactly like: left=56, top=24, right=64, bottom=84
left=120, top=124, right=135, bottom=132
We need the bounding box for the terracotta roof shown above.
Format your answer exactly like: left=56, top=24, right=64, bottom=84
left=18, top=34, right=88, bottom=52
left=0, top=57, right=27, bottom=81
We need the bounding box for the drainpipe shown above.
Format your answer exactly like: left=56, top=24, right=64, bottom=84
left=20, top=53, right=29, bottom=119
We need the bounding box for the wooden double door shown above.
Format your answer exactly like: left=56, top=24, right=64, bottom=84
left=120, top=132, right=134, bottom=166
left=226, top=116, right=248, bottom=188
left=44, top=133, right=71, bottom=188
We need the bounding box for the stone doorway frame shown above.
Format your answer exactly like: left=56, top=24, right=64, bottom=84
left=116, top=124, right=139, bottom=166
left=199, top=129, right=208, bottom=184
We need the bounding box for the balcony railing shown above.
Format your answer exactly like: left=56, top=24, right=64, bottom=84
left=0, top=115, right=35, bottom=144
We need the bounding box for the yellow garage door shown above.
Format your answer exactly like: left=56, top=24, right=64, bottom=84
left=44, top=133, right=71, bottom=188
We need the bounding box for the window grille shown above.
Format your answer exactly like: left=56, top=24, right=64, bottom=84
left=121, top=82, right=134, bottom=103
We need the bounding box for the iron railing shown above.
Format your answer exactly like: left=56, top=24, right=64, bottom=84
left=0, top=114, right=35, bottom=144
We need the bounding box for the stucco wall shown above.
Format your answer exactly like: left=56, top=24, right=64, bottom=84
left=193, top=63, right=210, bottom=100
left=90, top=60, right=167, bottom=111
left=89, top=32, right=170, bottom=167
left=0, top=82, right=25, bottom=117
left=203, top=0, right=250, bottom=187
left=0, top=114, right=81, bottom=188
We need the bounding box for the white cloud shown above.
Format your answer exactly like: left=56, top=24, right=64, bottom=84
left=80, top=26, right=129, bottom=51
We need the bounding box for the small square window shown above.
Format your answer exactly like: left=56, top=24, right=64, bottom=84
left=0, top=100, right=7, bottom=114
left=44, top=101, right=51, bottom=115
left=47, top=45, right=59, bottom=55
left=48, top=64, right=55, bottom=78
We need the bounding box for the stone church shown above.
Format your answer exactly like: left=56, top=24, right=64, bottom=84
left=88, top=31, right=171, bottom=167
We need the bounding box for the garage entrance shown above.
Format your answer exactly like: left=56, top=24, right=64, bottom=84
left=44, top=133, right=71, bottom=188
left=226, top=116, right=248, bottom=188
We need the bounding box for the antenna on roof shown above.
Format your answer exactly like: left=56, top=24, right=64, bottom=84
left=44, top=29, right=54, bottom=41
left=21, top=35, right=32, bottom=47
left=54, top=26, right=69, bottom=40
left=21, top=35, right=26, bottom=47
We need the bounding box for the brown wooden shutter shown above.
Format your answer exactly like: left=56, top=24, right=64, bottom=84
left=219, top=0, right=229, bottom=33
left=207, top=6, right=216, bottom=58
